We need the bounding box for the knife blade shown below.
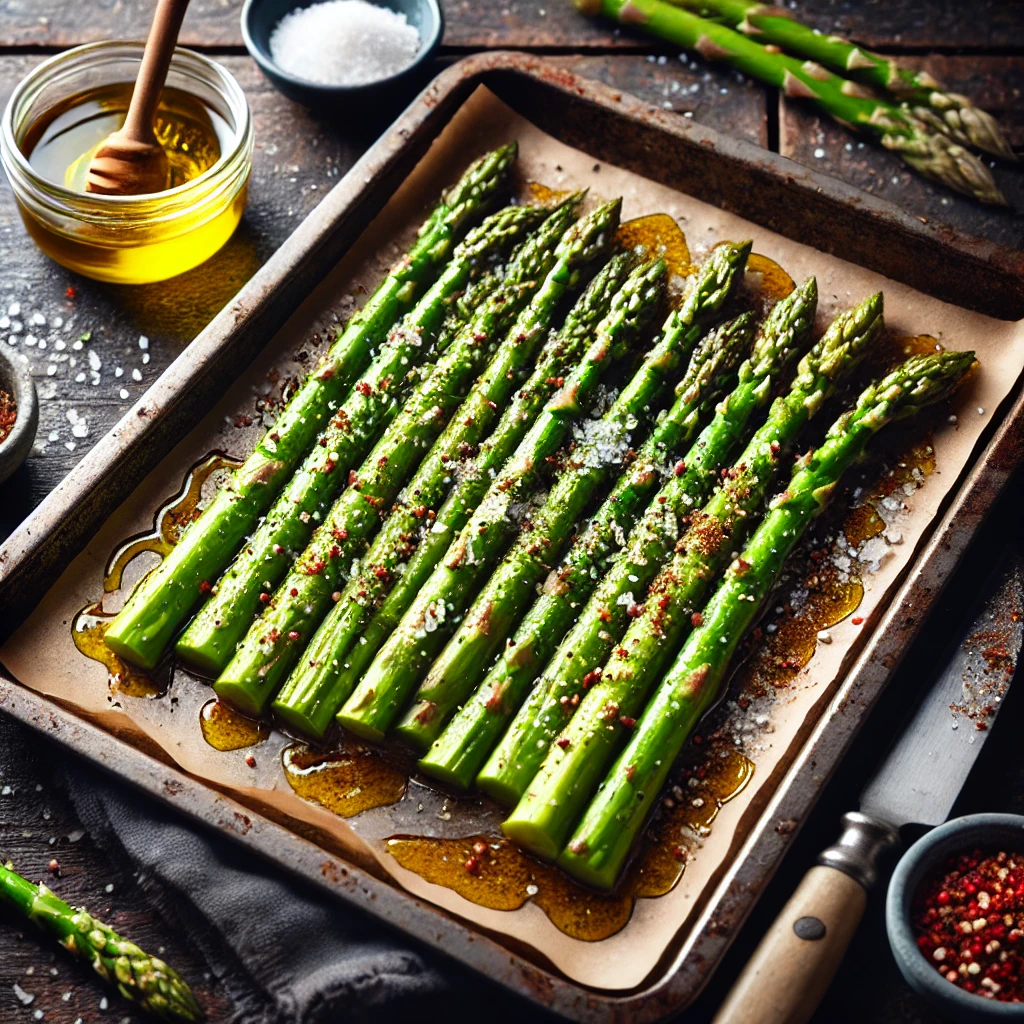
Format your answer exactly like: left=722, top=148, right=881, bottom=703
left=714, top=547, right=1024, bottom=1024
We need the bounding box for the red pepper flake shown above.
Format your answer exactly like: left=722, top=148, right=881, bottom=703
left=618, top=715, right=636, bottom=729
left=348, top=470, right=360, bottom=487
left=472, top=840, right=488, bottom=857
left=852, top=617, right=864, bottom=626
left=674, top=460, right=686, bottom=477
left=199, top=579, right=212, bottom=594
left=691, top=612, right=703, bottom=627
left=464, top=856, right=480, bottom=875
left=913, top=847, right=1024, bottom=1002
left=556, top=737, right=571, bottom=749
left=332, top=591, right=342, bottom=602
left=245, top=754, right=257, bottom=768
left=259, top=592, right=270, bottom=604
left=582, top=668, right=602, bottom=689
left=48, top=858, right=60, bottom=874
left=66, top=286, right=76, bottom=299
left=287, top=630, right=300, bottom=641
left=332, top=527, right=348, bottom=541
left=289, top=588, right=299, bottom=597
left=356, top=380, right=373, bottom=396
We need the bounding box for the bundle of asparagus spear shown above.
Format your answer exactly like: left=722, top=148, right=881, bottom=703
left=575, top=0, right=1014, bottom=205
left=105, top=147, right=974, bottom=890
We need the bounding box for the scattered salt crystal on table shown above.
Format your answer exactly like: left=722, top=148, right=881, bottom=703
left=269, top=0, right=421, bottom=87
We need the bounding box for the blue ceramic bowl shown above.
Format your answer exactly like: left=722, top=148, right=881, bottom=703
left=0, top=342, right=38, bottom=485
left=241, top=0, right=443, bottom=109
left=887, top=814, right=1024, bottom=1023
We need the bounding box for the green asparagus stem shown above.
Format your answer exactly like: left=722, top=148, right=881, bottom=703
left=432, top=277, right=815, bottom=793
left=665, top=0, right=1015, bottom=159
left=104, top=146, right=518, bottom=670
left=175, top=204, right=549, bottom=676
left=338, top=254, right=668, bottom=742
left=502, top=291, right=882, bottom=857
left=0, top=862, right=201, bottom=1022
left=215, top=199, right=619, bottom=716
left=577, top=0, right=1006, bottom=205
left=560, top=349, right=975, bottom=888
left=272, top=253, right=637, bottom=738
left=409, top=308, right=753, bottom=759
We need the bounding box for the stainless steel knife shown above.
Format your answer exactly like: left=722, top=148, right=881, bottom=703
left=714, top=550, right=1024, bottom=1024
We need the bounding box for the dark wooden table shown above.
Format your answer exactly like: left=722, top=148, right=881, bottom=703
left=1, top=3, right=1022, bottom=1021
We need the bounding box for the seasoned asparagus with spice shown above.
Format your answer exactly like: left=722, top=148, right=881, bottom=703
left=215, top=198, right=619, bottom=716
left=0, top=861, right=201, bottom=1022
left=104, top=145, right=517, bottom=670
left=338, top=253, right=672, bottom=742
left=559, top=349, right=975, bottom=889
left=175, top=203, right=549, bottom=675
left=408, top=308, right=755, bottom=757
left=576, top=0, right=1006, bottom=205
left=665, top=0, right=1015, bottom=159
left=273, top=253, right=637, bottom=738
left=426, top=276, right=816, bottom=791
left=502, top=291, right=883, bottom=856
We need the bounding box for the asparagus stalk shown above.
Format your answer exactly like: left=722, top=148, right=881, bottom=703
left=560, top=350, right=975, bottom=888
left=215, top=199, right=619, bottom=716
left=0, top=862, right=201, bottom=1022
left=375, top=245, right=751, bottom=748
left=428, top=276, right=815, bottom=791
left=104, top=146, right=517, bottom=670
left=272, top=253, right=637, bottom=738
left=666, top=0, right=1015, bottom=159
left=502, top=291, right=882, bottom=856
left=338, top=254, right=668, bottom=742
left=175, top=204, right=550, bottom=675
left=577, top=0, right=1006, bottom=205
left=407, top=309, right=754, bottom=756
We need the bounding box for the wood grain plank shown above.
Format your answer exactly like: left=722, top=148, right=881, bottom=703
left=778, top=56, right=1023, bottom=253
left=2, top=0, right=1022, bottom=50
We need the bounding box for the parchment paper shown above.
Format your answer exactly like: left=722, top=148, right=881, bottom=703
left=3, top=87, right=1024, bottom=992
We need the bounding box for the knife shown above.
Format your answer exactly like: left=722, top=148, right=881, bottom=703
left=714, top=549, right=1024, bottom=1024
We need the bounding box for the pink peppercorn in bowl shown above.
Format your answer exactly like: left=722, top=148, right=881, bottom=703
left=887, top=814, right=1024, bottom=1022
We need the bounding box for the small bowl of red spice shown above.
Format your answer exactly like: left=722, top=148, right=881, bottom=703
left=0, top=342, right=38, bottom=485
left=888, top=814, right=1024, bottom=1021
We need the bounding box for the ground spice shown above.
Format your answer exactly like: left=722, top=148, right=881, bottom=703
left=0, top=387, right=16, bottom=444
left=912, top=848, right=1024, bottom=1002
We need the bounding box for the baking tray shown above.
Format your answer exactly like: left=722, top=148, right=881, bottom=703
left=2, top=52, right=1024, bottom=1021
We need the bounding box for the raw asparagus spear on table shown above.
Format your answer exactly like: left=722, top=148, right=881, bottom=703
left=501, top=291, right=883, bottom=854
left=175, top=203, right=550, bottom=675
left=576, top=0, right=1006, bottom=205
left=664, top=0, right=1015, bottom=159
left=273, top=252, right=638, bottom=738
left=560, top=349, right=975, bottom=889
left=408, top=308, right=755, bottom=756
left=337, top=252, right=669, bottom=742
left=103, top=145, right=518, bottom=670
left=214, top=198, right=621, bottom=716
left=423, top=275, right=817, bottom=789
left=0, top=862, right=201, bottom=1022
left=337, top=242, right=749, bottom=744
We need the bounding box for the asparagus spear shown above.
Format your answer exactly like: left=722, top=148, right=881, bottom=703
left=577, top=0, right=1006, bottom=205
left=0, top=862, right=201, bottom=1022
left=501, top=292, right=883, bottom=857
left=215, top=199, right=619, bottom=716
left=426, top=276, right=816, bottom=790
left=560, top=350, right=975, bottom=889
left=665, top=0, right=1015, bottom=159
left=104, top=146, right=518, bottom=670
left=174, top=204, right=547, bottom=675
left=272, top=253, right=637, bottom=738
left=338, top=254, right=668, bottom=742
left=407, top=308, right=753, bottom=755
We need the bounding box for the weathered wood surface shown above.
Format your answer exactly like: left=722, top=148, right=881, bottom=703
left=2, top=0, right=1023, bottom=50
left=0, top=3, right=1021, bottom=1019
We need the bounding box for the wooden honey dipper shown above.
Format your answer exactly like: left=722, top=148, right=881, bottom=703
left=86, top=0, right=191, bottom=196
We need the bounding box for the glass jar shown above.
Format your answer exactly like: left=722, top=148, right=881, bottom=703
left=0, top=42, right=253, bottom=285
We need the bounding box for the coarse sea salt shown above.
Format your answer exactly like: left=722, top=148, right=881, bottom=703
left=269, top=0, right=421, bottom=87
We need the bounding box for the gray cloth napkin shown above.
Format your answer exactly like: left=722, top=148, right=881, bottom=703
left=59, top=760, right=461, bottom=1024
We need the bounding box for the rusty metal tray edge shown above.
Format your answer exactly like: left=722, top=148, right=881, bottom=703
left=0, top=51, right=1023, bottom=1022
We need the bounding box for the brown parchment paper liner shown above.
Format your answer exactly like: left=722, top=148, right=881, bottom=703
left=3, top=87, right=1024, bottom=991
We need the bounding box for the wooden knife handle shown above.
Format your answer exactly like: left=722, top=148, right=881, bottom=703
left=713, top=864, right=866, bottom=1024
left=713, top=811, right=899, bottom=1024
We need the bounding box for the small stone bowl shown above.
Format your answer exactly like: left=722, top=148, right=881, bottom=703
left=0, top=344, right=38, bottom=485
left=241, top=0, right=443, bottom=111
left=887, top=814, right=1024, bottom=1023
